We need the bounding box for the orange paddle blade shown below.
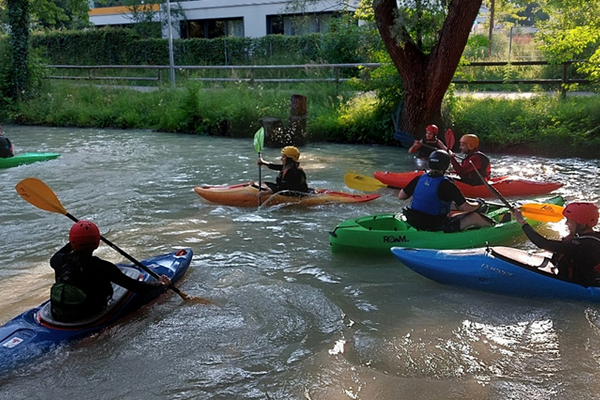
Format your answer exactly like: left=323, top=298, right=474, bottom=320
left=520, top=203, right=565, bottom=223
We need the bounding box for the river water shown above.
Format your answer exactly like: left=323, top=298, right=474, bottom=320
left=0, top=125, right=599, bottom=400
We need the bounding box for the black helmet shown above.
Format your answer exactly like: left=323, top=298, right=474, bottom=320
left=428, top=150, right=450, bottom=171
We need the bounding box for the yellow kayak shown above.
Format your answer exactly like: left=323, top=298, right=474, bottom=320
left=194, top=182, right=380, bottom=207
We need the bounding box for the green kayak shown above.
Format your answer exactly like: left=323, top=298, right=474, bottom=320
left=329, top=195, right=565, bottom=255
left=0, top=152, right=60, bottom=169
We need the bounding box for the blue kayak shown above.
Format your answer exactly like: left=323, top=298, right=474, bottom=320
left=0, top=248, right=192, bottom=372
left=391, top=246, right=600, bottom=303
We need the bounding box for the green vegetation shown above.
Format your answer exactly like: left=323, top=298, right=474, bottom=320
left=14, top=80, right=600, bottom=158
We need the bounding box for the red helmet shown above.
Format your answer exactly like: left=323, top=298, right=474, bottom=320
left=562, top=202, right=599, bottom=228
left=426, top=124, right=439, bottom=135
left=69, top=220, right=101, bottom=252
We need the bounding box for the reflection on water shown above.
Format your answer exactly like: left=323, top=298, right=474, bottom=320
left=0, top=126, right=599, bottom=400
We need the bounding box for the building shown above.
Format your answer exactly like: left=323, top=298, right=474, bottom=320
left=88, top=0, right=359, bottom=39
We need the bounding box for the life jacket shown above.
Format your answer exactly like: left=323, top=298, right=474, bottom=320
left=461, top=152, right=490, bottom=185
left=553, top=232, right=600, bottom=285
left=410, top=174, right=452, bottom=216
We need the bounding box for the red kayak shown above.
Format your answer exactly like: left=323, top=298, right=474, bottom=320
left=374, top=171, right=563, bottom=198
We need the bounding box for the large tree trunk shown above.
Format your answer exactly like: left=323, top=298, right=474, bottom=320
left=374, top=0, right=483, bottom=139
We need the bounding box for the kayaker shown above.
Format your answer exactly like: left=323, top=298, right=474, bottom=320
left=0, top=126, right=14, bottom=158
left=408, top=124, right=448, bottom=170
left=257, top=145, right=309, bottom=194
left=50, top=220, right=172, bottom=322
left=449, top=134, right=490, bottom=186
left=398, top=150, right=493, bottom=232
left=514, top=202, right=600, bottom=286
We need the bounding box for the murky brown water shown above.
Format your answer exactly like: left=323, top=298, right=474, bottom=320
left=0, top=125, right=599, bottom=400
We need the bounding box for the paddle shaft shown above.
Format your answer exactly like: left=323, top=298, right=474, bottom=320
left=258, top=151, right=262, bottom=206
left=468, top=160, right=514, bottom=210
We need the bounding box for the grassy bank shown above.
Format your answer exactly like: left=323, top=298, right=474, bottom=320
left=13, top=81, right=600, bottom=158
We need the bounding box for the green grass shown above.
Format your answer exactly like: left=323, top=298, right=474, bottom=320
left=13, top=80, right=600, bottom=159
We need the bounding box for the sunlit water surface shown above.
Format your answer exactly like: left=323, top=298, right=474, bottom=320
left=0, top=126, right=599, bottom=400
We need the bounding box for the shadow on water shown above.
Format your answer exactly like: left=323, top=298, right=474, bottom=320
left=0, top=126, right=599, bottom=399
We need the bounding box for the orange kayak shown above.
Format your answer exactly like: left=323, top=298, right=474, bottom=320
left=194, top=182, right=380, bottom=207
left=373, top=171, right=563, bottom=198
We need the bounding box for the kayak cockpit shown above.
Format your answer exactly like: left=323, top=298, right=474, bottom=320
left=489, top=246, right=557, bottom=275
left=37, top=267, right=141, bottom=329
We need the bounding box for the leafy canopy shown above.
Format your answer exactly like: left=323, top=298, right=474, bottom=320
left=536, top=0, right=600, bottom=80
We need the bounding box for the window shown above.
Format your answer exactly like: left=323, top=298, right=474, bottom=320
left=267, top=12, right=340, bottom=36
left=181, top=18, right=244, bottom=39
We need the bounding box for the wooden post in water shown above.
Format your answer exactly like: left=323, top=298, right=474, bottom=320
left=289, top=94, right=307, bottom=146
left=262, top=94, right=307, bottom=147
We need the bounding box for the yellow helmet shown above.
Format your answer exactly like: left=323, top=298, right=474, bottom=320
left=459, top=134, right=479, bottom=151
left=281, top=146, right=300, bottom=162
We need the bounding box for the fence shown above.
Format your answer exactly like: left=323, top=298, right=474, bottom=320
left=46, top=60, right=591, bottom=95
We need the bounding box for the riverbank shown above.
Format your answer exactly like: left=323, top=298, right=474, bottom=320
left=11, top=81, right=600, bottom=158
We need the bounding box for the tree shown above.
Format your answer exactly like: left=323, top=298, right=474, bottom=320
left=536, top=0, right=600, bottom=82
left=7, top=0, right=29, bottom=101
left=1, top=0, right=90, bottom=31
left=484, top=0, right=527, bottom=57
left=373, top=0, right=483, bottom=138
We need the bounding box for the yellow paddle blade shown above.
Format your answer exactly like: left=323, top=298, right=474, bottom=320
left=520, top=203, right=565, bottom=223
left=15, top=178, right=68, bottom=215
left=344, top=173, right=387, bottom=192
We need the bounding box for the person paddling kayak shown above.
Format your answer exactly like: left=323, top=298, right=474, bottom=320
left=50, top=220, right=172, bottom=322
left=398, top=150, right=493, bottom=232
left=257, top=146, right=309, bottom=194
left=514, top=202, right=600, bottom=286
left=0, top=126, right=14, bottom=158
left=449, top=134, right=490, bottom=186
left=408, top=124, right=448, bottom=170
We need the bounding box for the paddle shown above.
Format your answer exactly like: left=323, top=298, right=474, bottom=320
left=344, top=172, right=402, bottom=192
left=467, top=161, right=564, bottom=223
left=393, top=130, right=415, bottom=147
left=445, top=129, right=455, bottom=151
left=253, top=127, right=265, bottom=206
left=15, top=178, right=210, bottom=304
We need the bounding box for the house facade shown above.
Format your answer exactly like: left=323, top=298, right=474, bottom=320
left=88, top=0, right=360, bottom=39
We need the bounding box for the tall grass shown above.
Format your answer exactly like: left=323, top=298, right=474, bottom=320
left=15, top=80, right=600, bottom=158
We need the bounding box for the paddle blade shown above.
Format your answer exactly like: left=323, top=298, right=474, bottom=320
left=393, top=131, right=414, bottom=147
left=445, top=129, right=455, bottom=150
left=520, top=203, right=565, bottom=223
left=16, top=178, right=68, bottom=215
left=344, top=173, right=387, bottom=192
left=253, top=127, right=265, bottom=153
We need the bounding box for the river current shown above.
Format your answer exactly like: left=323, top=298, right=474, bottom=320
left=0, top=125, right=599, bottom=400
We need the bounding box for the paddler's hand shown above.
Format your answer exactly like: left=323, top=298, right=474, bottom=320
left=513, top=209, right=527, bottom=226
left=475, top=198, right=488, bottom=213
left=157, top=275, right=171, bottom=286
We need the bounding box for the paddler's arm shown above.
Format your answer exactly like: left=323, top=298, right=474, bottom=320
left=514, top=209, right=566, bottom=253
left=258, top=157, right=282, bottom=171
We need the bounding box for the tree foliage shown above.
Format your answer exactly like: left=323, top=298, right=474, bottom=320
left=536, top=0, right=600, bottom=81
left=0, top=0, right=90, bottom=31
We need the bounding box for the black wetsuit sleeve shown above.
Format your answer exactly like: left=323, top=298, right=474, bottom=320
left=265, top=163, right=283, bottom=171
left=50, top=243, right=73, bottom=278
left=99, top=259, right=163, bottom=293
left=402, top=176, right=420, bottom=198
left=438, top=179, right=467, bottom=206
left=521, top=224, right=568, bottom=253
